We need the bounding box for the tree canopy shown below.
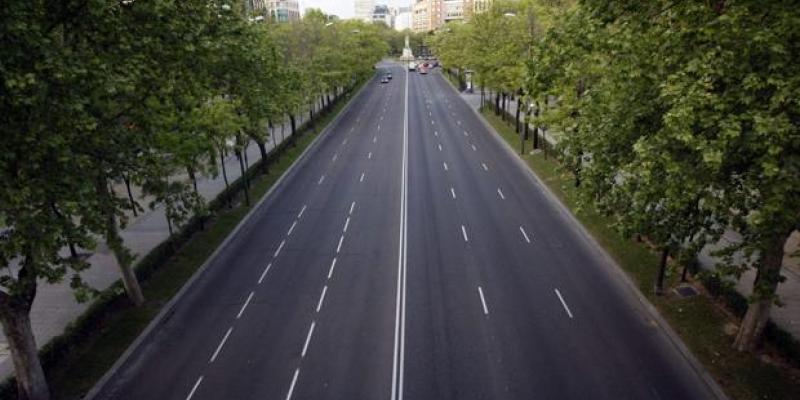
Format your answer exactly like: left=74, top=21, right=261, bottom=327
left=0, top=2, right=391, bottom=398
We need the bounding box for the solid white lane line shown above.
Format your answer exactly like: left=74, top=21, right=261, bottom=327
left=209, top=327, right=233, bottom=363
left=443, top=162, right=448, bottom=171
left=482, top=163, right=489, bottom=171
left=236, top=291, right=254, bottom=319
left=274, top=239, right=285, bottom=258
left=328, top=257, right=337, bottom=279
left=519, top=226, right=531, bottom=243
left=285, top=368, right=300, bottom=400
left=478, top=286, right=489, bottom=315
left=318, top=175, right=325, bottom=185
left=185, top=376, right=203, bottom=400
left=302, top=321, right=316, bottom=357
left=316, top=286, right=328, bottom=312
left=298, top=205, right=307, bottom=219
left=450, top=187, right=456, bottom=199
left=497, top=188, right=506, bottom=200
left=368, top=152, right=372, bottom=159
left=287, top=221, right=298, bottom=236
left=471, top=144, right=477, bottom=151
left=438, top=144, right=442, bottom=151
left=258, top=263, right=272, bottom=284
left=344, top=216, right=351, bottom=232
left=391, top=66, right=410, bottom=400
left=360, top=172, right=365, bottom=182
left=336, top=235, right=344, bottom=253
left=461, top=225, right=469, bottom=242
left=555, top=289, right=574, bottom=319
left=349, top=201, right=356, bottom=214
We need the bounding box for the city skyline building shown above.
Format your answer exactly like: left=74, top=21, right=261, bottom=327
left=355, top=0, right=377, bottom=21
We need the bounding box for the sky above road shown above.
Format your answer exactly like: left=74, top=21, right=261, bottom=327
left=301, top=1, right=411, bottom=19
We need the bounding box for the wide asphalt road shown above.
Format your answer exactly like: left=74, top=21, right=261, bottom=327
left=91, top=62, right=719, bottom=400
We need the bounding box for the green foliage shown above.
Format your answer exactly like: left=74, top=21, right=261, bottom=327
left=435, top=0, right=800, bottom=352
left=1, top=1, right=390, bottom=397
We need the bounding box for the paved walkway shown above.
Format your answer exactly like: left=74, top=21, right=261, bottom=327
left=0, top=102, right=324, bottom=379
left=457, top=83, right=800, bottom=343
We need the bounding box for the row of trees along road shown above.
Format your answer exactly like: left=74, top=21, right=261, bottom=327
left=430, top=0, right=799, bottom=353
left=0, top=1, right=389, bottom=399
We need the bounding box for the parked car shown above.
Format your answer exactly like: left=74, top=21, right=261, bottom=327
left=386, top=73, right=393, bottom=80
left=380, top=76, right=389, bottom=84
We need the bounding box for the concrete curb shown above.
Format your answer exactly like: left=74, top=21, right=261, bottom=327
left=438, top=72, right=730, bottom=400
left=83, top=78, right=373, bottom=400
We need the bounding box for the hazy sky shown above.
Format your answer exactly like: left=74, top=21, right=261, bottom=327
left=300, top=1, right=411, bottom=19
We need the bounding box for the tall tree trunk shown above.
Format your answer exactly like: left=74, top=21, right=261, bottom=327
left=734, top=233, right=789, bottom=351
left=123, top=175, right=137, bottom=217
left=187, top=166, right=204, bottom=230
left=290, top=114, right=297, bottom=147
left=0, top=249, right=50, bottom=400
left=243, top=144, right=249, bottom=170
left=106, top=211, right=145, bottom=305
left=515, top=97, right=522, bottom=134
left=236, top=151, right=250, bottom=206
left=0, top=300, right=50, bottom=400
left=494, top=92, right=501, bottom=115
left=256, top=140, right=268, bottom=173
left=219, top=148, right=229, bottom=189
left=187, top=166, right=198, bottom=196
left=655, top=247, right=669, bottom=295
left=532, top=101, right=540, bottom=150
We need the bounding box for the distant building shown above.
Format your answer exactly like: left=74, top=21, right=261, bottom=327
left=252, top=0, right=300, bottom=22
left=395, top=6, right=413, bottom=31
left=412, top=0, right=436, bottom=32
left=443, top=0, right=465, bottom=23
left=355, top=0, right=377, bottom=22
left=413, top=0, right=467, bottom=32
left=268, top=0, right=300, bottom=22
left=372, top=4, right=394, bottom=27
left=465, top=0, right=492, bottom=17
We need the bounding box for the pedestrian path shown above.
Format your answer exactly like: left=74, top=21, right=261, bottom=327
left=457, top=82, right=800, bottom=343
left=0, top=106, right=319, bottom=379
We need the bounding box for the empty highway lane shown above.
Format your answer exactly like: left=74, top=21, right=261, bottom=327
left=91, top=63, right=719, bottom=400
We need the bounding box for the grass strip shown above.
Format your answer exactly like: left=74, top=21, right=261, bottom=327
left=34, top=88, right=359, bottom=400
left=481, top=108, right=800, bottom=400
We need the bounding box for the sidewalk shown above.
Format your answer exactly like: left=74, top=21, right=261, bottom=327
left=0, top=104, right=321, bottom=379
left=457, top=83, right=800, bottom=343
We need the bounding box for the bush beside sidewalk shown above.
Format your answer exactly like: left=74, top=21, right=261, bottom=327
left=0, top=84, right=361, bottom=399
left=454, top=77, right=800, bottom=398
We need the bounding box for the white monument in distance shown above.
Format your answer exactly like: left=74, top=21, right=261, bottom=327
left=399, top=35, right=416, bottom=70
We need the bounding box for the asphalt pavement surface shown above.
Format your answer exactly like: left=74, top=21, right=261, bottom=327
left=91, top=62, right=719, bottom=400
